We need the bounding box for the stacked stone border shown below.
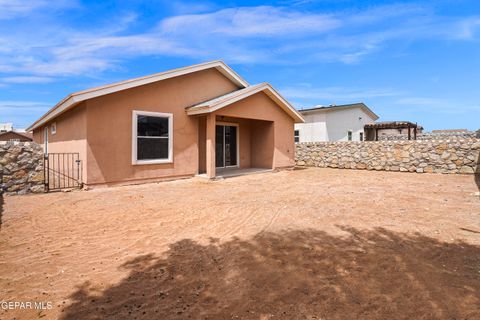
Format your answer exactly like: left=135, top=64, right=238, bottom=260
left=0, top=141, right=45, bottom=195
left=378, top=131, right=476, bottom=141
left=295, top=139, right=480, bottom=174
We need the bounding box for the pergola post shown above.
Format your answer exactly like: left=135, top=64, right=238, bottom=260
left=408, top=125, right=411, bottom=140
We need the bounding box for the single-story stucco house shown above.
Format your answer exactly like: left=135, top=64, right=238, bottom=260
left=27, top=61, right=304, bottom=187
left=294, top=103, right=379, bottom=142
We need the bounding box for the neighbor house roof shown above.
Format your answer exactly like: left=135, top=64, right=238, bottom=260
left=431, top=129, right=468, bottom=133
left=298, top=103, right=379, bottom=121
left=186, top=83, right=305, bottom=123
left=0, top=131, right=33, bottom=141
left=26, top=60, right=249, bottom=131
left=364, top=121, right=422, bottom=129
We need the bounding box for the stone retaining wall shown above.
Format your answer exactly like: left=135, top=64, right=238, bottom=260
left=378, top=131, right=476, bottom=141
left=296, top=139, right=480, bottom=174
left=0, top=141, right=45, bottom=195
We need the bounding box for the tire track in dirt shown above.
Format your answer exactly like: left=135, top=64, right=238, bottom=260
left=219, top=204, right=261, bottom=239
left=259, top=204, right=287, bottom=234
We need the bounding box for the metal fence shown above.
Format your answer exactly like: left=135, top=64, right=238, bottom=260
left=44, top=153, right=82, bottom=191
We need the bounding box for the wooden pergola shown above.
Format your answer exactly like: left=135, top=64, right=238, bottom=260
left=364, top=121, right=420, bottom=141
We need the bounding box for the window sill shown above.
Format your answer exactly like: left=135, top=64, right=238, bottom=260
left=132, top=159, right=173, bottom=165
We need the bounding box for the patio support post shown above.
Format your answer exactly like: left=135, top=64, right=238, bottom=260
left=206, top=114, right=216, bottom=179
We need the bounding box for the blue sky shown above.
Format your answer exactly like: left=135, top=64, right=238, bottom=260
left=0, top=0, right=479, bottom=130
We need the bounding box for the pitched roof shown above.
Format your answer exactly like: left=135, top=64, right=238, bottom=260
left=431, top=129, right=468, bottom=133
left=186, top=83, right=305, bottom=123
left=299, top=102, right=379, bottom=121
left=0, top=131, right=33, bottom=140
left=27, top=60, right=249, bottom=131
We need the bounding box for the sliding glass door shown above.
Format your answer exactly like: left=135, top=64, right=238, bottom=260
left=215, top=124, right=238, bottom=168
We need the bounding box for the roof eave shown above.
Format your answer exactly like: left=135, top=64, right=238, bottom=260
left=186, top=84, right=305, bottom=123
left=26, top=95, right=78, bottom=132
left=299, top=103, right=379, bottom=121
left=26, top=60, right=249, bottom=131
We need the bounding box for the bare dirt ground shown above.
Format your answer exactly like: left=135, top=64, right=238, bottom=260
left=1, top=168, right=479, bottom=320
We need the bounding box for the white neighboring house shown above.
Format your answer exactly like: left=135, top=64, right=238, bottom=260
left=294, top=103, right=379, bottom=142
left=0, top=123, right=13, bottom=132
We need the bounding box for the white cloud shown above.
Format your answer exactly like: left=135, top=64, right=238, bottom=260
left=394, top=97, right=445, bottom=105
left=1, top=76, right=55, bottom=84
left=0, top=0, right=78, bottom=19
left=393, top=97, right=480, bottom=114
left=455, top=17, right=480, bottom=39
left=0, top=4, right=479, bottom=79
left=281, top=85, right=403, bottom=103
left=0, top=100, right=52, bottom=128
left=0, top=100, right=52, bottom=108
left=338, top=44, right=379, bottom=64
left=169, top=1, right=217, bottom=15
left=160, top=6, right=340, bottom=37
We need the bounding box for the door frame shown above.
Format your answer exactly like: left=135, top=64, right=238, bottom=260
left=216, top=121, right=240, bottom=168
left=43, top=126, right=49, bottom=154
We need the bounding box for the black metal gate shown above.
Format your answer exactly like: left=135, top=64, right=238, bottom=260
left=44, top=153, right=83, bottom=192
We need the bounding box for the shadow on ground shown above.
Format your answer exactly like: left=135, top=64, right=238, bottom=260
left=61, top=227, right=480, bottom=320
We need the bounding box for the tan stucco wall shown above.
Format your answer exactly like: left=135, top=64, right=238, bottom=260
left=31, top=71, right=296, bottom=186
left=214, top=116, right=275, bottom=169
left=197, top=115, right=255, bottom=173
left=198, top=116, right=207, bottom=174
left=213, top=92, right=296, bottom=169
left=215, top=116, right=252, bottom=169
left=32, top=103, right=88, bottom=182
left=84, top=68, right=239, bottom=185
left=250, top=120, right=274, bottom=168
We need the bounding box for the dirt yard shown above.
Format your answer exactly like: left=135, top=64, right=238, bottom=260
left=1, top=168, right=479, bottom=320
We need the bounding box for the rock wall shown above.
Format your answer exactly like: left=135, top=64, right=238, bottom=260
left=0, top=141, right=45, bottom=195
left=296, top=139, right=480, bottom=174
left=378, top=131, right=476, bottom=141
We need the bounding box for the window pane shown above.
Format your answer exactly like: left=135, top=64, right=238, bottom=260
left=225, top=126, right=237, bottom=166
left=137, top=138, right=168, bottom=160
left=215, top=125, right=224, bottom=167
left=137, top=115, right=169, bottom=137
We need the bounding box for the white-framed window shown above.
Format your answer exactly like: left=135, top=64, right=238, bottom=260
left=132, top=110, right=173, bottom=165
left=294, top=130, right=300, bottom=143
left=359, top=132, right=364, bottom=141
left=51, top=122, right=57, bottom=134
left=347, top=130, right=353, bottom=141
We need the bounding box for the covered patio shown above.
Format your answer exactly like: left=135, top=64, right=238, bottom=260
left=186, top=83, right=304, bottom=179
left=197, top=167, right=273, bottom=179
